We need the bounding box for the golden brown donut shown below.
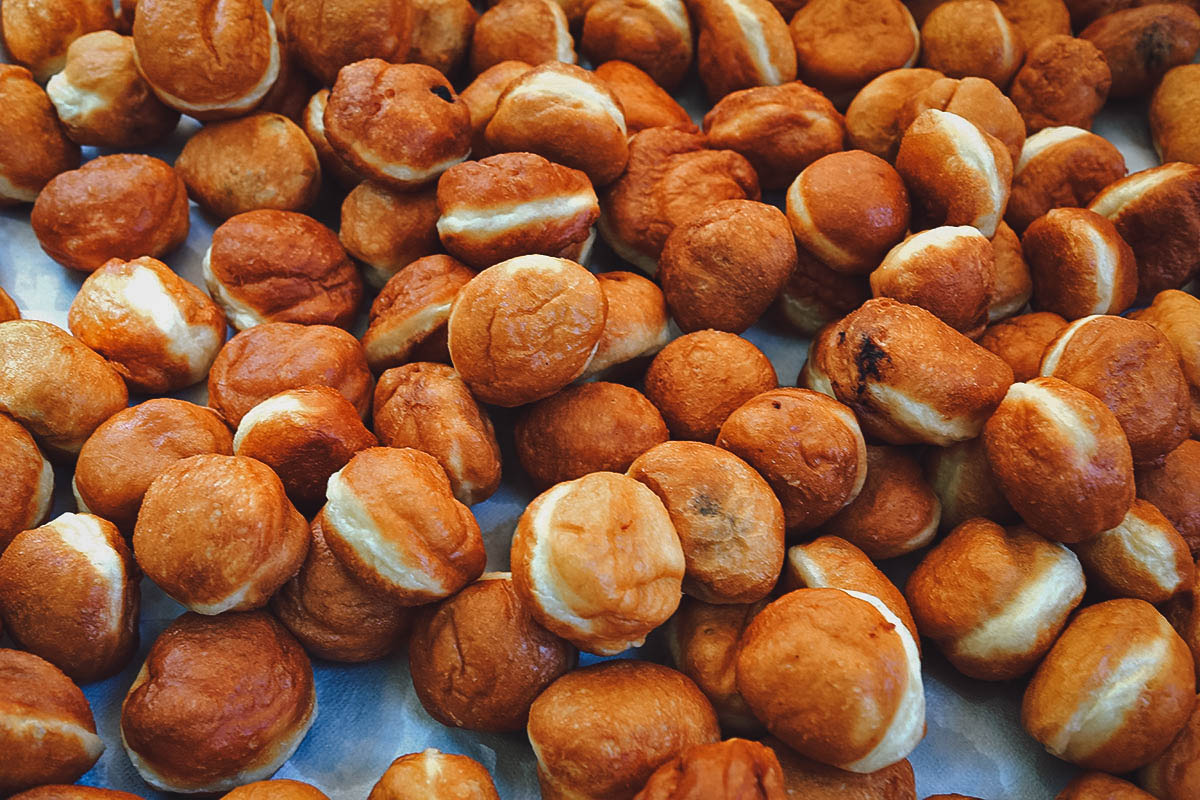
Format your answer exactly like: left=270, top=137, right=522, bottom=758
left=920, top=0, right=1024, bottom=87
left=527, top=660, right=720, bottom=800
left=583, top=3, right=693, bottom=91
left=1008, top=126, right=1127, bottom=234
left=408, top=573, right=576, bottom=732
left=132, top=0, right=280, bottom=119
left=405, top=0, right=477, bottom=75
left=0, top=649, right=104, bottom=795
left=31, top=154, right=188, bottom=273
left=516, top=382, right=667, bottom=489
left=821, top=445, right=942, bottom=560
left=46, top=31, right=178, bottom=148
left=979, top=311, right=1068, bottom=382
left=511, top=471, right=685, bottom=655
left=988, top=221, right=1032, bottom=323
left=994, top=0, right=1071, bottom=49
left=340, top=183, right=441, bottom=289
left=368, top=750, right=500, bottom=800
left=789, top=0, right=920, bottom=104
left=460, top=60, right=533, bottom=158
left=1023, top=209, right=1137, bottom=320
left=776, top=252, right=872, bottom=336
left=469, top=0, right=575, bottom=75
left=905, top=518, right=1085, bottom=680
left=667, top=599, right=765, bottom=733
left=783, top=535, right=919, bottom=644
left=629, top=441, right=785, bottom=604
left=120, top=611, right=316, bottom=793
left=582, top=270, right=671, bottom=378
left=67, top=256, right=225, bottom=393
left=486, top=62, right=628, bottom=186
left=0, top=513, right=137, bottom=683
left=446, top=254, right=606, bottom=407
left=325, top=60, right=470, bottom=191
left=0, top=413, right=53, bottom=551
left=176, top=113, right=320, bottom=219
left=593, top=61, right=695, bottom=134
left=1023, top=599, right=1195, bottom=772
left=361, top=256, right=475, bottom=371
left=1040, top=315, right=1190, bottom=467
left=1081, top=5, right=1200, bottom=99
left=769, top=739, right=917, bottom=800
left=1088, top=162, right=1200, bottom=300
left=896, top=76, right=1026, bottom=168
left=691, top=0, right=796, bottom=101
left=599, top=127, right=760, bottom=274
left=9, top=787, right=144, bottom=800
left=1152, top=63, right=1200, bottom=165
left=208, top=322, right=374, bottom=427
left=844, top=67, right=946, bottom=161
left=133, top=454, right=308, bottom=614
left=275, top=0, right=412, bottom=87
left=372, top=363, right=500, bottom=505
left=634, top=739, right=787, bottom=800
left=435, top=152, right=599, bottom=269
left=787, top=150, right=911, bottom=275
left=1, top=0, right=115, bottom=81
left=895, top=109, right=1013, bottom=238
left=205, top=210, right=361, bottom=331
left=813, top=298, right=1014, bottom=445
left=870, top=226, right=995, bottom=337
left=1075, top=498, right=1194, bottom=604
left=322, top=446, right=486, bottom=603
left=703, top=83, right=846, bottom=191
left=269, top=511, right=411, bottom=663
left=73, top=399, right=230, bottom=534
left=984, top=376, right=1135, bottom=542
left=221, top=780, right=330, bottom=800
left=234, top=386, right=376, bottom=511
left=0, top=320, right=127, bottom=457
left=301, top=89, right=361, bottom=191
left=736, top=588, right=925, bottom=773
left=659, top=200, right=797, bottom=333
left=0, top=65, right=80, bottom=205
left=1141, top=696, right=1200, bottom=800
left=1137, top=439, right=1200, bottom=557
left=1055, top=773, right=1155, bottom=800
left=717, top=388, right=867, bottom=533
left=1009, top=35, right=1112, bottom=133
left=1131, top=289, right=1200, bottom=438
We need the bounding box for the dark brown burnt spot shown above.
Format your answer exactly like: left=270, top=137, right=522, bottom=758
left=854, top=335, right=890, bottom=398
left=1136, top=23, right=1174, bottom=72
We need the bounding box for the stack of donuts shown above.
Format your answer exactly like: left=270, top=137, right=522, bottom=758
left=2, top=0, right=1200, bottom=797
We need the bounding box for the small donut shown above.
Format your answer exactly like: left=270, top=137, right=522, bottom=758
left=919, top=0, right=1024, bottom=87
left=717, top=388, right=867, bottom=534
left=469, top=0, right=574, bottom=75
left=1023, top=599, right=1195, bottom=772
left=446, top=255, right=606, bottom=407
left=984, top=376, right=1135, bottom=542
left=205, top=210, right=362, bottom=331
left=31, top=154, right=188, bottom=272
left=581, top=271, right=671, bottom=378
left=582, top=2, right=693, bottom=90
left=373, top=363, right=501, bottom=505
left=0, top=65, right=80, bottom=205
left=132, top=0, right=280, bottom=119
left=0, top=0, right=116, bottom=82
left=324, top=60, right=470, bottom=191
left=629, top=441, right=785, bottom=604
left=1080, top=5, right=1200, bottom=99
left=175, top=112, right=320, bottom=219
left=233, top=386, right=377, bottom=512
left=1152, top=64, right=1200, bottom=165
left=45, top=31, right=179, bottom=148
left=73, top=399, right=232, bottom=533
left=896, top=76, right=1025, bottom=167
left=691, top=0, right=796, bottom=101
left=924, top=437, right=1018, bottom=533
left=408, top=574, right=576, bottom=732
left=1138, top=440, right=1200, bottom=557
left=1008, top=125, right=1127, bottom=233
left=510, top=471, right=685, bottom=655
left=405, top=0, right=477, bottom=76
left=844, top=67, right=945, bottom=160
left=275, top=0, right=412, bottom=87
left=460, top=61, right=534, bottom=158
left=368, top=750, right=500, bottom=800
left=1009, top=35, right=1112, bottom=133
left=635, top=739, right=786, bottom=800
left=1130, top=289, right=1200, bottom=438
left=979, top=311, right=1068, bottom=382
left=67, top=256, right=225, bottom=394
left=0, top=414, right=53, bottom=551
left=667, top=598, right=765, bottom=733
left=1075, top=498, right=1194, bottom=604
left=339, top=183, right=441, bottom=289
left=120, top=611, right=316, bottom=793
left=593, top=61, right=695, bottom=133
left=1023, top=209, right=1137, bottom=319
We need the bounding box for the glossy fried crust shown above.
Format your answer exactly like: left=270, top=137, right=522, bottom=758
left=979, top=312, right=1068, bottom=383
left=120, top=612, right=315, bottom=792
left=584, top=11, right=693, bottom=94
left=845, top=67, right=945, bottom=160
left=897, top=77, right=1025, bottom=167
left=0, top=413, right=51, bottom=550
left=1137, top=439, right=1200, bottom=557
left=1152, top=64, right=1200, bottom=165
left=208, top=323, right=373, bottom=427
left=1130, top=289, right=1200, bottom=438
left=373, top=362, right=501, bottom=505
left=270, top=512, right=410, bottom=663
left=1008, top=128, right=1127, bottom=234
left=0, top=65, right=80, bottom=205
left=667, top=599, right=765, bottom=733
left=0, top=649, right=103, bottom=796
left=634, top=739, right=786, bottom=800
left=277, top=0, right=412, bottom=87
left=768, top=740, right=917, bottom=800
left=1081, top=5, right=1200, bottom=99
left=0, top=514, right=140, bottom=683
left=919, top=0, right=1024, bottom=88
left=460, top=61, right=533, bottom=158
left=584, top=271, right=671, bottom=377
left=369, top=750, right=500, bottom=800
left=340, top=185, right=442, bottom=288
left=409, top=575, right=576, bottom=732
left=74, top=399, right=232, bottom=533
left=1142, top=696, right=1200, bottom=800
left=691, top=0, right=796, bottom=101
left=0, top=0, right=116, bottom=81
left=789, top=0, right=919, bottom=101
left=207, top=210, right=361, bottom=330
left=527, top=661, right=720, bottom=800
left=1009, top=35, right=1111, bottom=133
left=362, top=256, right=476, bottom=371
left=1023, top=209, right=1138, bottom=319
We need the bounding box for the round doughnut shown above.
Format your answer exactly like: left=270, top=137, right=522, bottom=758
left=691, top=0, right=796, bottom=101
left=1075, top=499, right=1194, bottom=604
left=635, top=739, right=786, bottom=800
left=1024, top=206, right=1138, bottom=318
left=1130, top=289, right=1200, bottom=438
left=924, top=437, right=1017, bottom=534
left=896, top=77, right=1025, bottom=168
left=469, top=0, right=574, bottom=75
left=776, top=250, right=872, bottom=336
left=275, top=0, right=412, bottom=87
left=368, top=750, right=500, bottom=800
left=978, top=311, right=1068, bottom=382
left=919, top=0, right=1024, bottom=88
left=302, top=89, right=361, bottom=190
left=1080, top=5, right=1200, bottom=99
left=1141, top=696, right=1200, bottom=800
left=460, top=61, right=534, bottom=158
left=405, top=0, right=477, bottom=75
left=222, top=780, right=330, bottom=800
left=0, top=65, right=80, bottom=206
left=1009, top=35, right=1112, bottom=133
left=1152, top=64, right=1200, bottom=165
left=667, top=598, right=765, bottom=733
left=339, top=183, right=441, bottom=289
left=582, top=2, right=693, bottom=91
left=0, top=414, right=53, bottom=551
left=844, top=67, right=945, bottom=160
left=768, top=740, right=917, bottom=800
left=581, top=271, right=671, bottom=378
left=592, top=61, right=695, bottom=134
left=1008, top=125, right=1127, bottom=234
